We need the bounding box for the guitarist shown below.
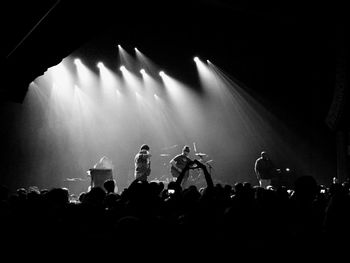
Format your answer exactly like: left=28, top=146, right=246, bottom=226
left=170, top=145, right=192, bottom=189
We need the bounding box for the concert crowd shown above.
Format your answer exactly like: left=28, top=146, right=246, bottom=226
left=0, top=159, right=349, bottom=259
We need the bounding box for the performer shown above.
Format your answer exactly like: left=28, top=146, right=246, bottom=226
left=170, top=145, right=192, bottom=189
left=254, top=151, right=275, bottom=189
left=134, top=144, right=152, bottom=182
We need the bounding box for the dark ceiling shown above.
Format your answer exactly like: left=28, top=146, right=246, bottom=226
left=0, top=0, right=341, bottom=129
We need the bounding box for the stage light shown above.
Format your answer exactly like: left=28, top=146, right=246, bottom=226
left=97, top=62, right=103, bottom=68
left=207, top=59, right=211, bottom=64
left=194, top=57, right=199, bottom=62
left=140, top=69, right=146, bottom=74
left=120, top=65, right=126, bottom=71
left=74, top=58, right=81, bottom=65
left=135, top=47, right=139, bottom=51
left=286, top=168, right=290, bottom=172
left=118, top=44, right=121, bottom=48
left=159, top=71, right=165, bottom=77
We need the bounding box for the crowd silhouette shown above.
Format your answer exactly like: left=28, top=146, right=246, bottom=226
left=0, top=159, right=349, bottom=259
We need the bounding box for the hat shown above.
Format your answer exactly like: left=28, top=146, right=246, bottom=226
left=140, top=144, right=150, bottom=151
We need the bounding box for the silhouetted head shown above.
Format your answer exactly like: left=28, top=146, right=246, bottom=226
left=234, top=182, right=244, bottom=193
left=168, top=181, right=177, bottom=190
left=103, top=179, right=116, bottom=193
left=78, top=192, right=86, bottom=202
left=47, top=187, right=70, bottom=206
left=86, top=186, right=106, bottom=205
left=294, top=175, right=318, bottom=202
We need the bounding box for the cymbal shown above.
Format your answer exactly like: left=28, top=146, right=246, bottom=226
left=160, top=153, right=170, bottom=157
left=195, top=153, right=207, bottom=157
